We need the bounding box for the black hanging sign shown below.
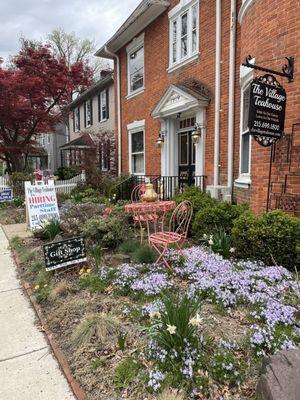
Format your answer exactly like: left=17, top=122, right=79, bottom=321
left=43, top=236, right=86, bottom=271
left=248, top=74, right=286, bottom=147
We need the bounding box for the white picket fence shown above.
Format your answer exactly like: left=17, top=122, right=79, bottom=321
left=0, top=171, right=86, bottom=196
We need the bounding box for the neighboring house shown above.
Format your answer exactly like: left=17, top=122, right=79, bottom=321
left=29, top=124, right=67, bottom=173
left=96, top=0, right=300, bottom=215
left=61, top=70, right=116, bottom=175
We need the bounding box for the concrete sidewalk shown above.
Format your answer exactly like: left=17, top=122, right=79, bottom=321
left=0, top=227, right=75, bottom=400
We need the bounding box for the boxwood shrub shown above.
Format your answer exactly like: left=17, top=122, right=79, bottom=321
left=192, top=201, right=248, bottom=240
left=232, top=210, right=300, bottom=270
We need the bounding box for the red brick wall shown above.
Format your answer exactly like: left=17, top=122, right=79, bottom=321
left=234, top=0, right=300, bottom=213
left=117, top=0, right=231, bottom=186
left=114, top=0, right=300, bottom=214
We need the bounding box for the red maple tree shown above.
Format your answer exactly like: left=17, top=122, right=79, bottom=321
left=0, top=44, right=93, bottom=172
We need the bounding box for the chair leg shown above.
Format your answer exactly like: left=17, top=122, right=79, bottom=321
left=150, top=242, right=173, bottom=271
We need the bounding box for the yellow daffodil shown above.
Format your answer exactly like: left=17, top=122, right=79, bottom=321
left=79, top=269, right=84, bottom=275
left=86, top=268, right=91, bottom=274
left=34, top=284, right=40, bottom=291
left=43, top=284, right=48, bottom=288
left=166, top=324, right=176, bottom=335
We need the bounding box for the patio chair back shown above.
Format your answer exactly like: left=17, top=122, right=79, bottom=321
left=131, top=184, right=146, bottom=203
left=169, top=201, right=193, bottom=239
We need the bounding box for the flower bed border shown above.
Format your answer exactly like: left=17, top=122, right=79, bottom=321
left=11, top=250, right=87, bottom=400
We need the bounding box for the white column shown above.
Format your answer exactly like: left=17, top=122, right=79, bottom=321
left=195, top=109, right=206, bottom=180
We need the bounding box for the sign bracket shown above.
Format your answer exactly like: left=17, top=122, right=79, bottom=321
left=242, top=55, right=294, bottom=83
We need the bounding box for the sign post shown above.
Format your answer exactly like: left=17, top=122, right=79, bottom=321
left=248, top=74, right=286, bottom=147
left=25, top=180, right=59, bottom=230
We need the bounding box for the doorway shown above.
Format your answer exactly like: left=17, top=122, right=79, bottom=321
left=178, top=129, right=196, bottom=186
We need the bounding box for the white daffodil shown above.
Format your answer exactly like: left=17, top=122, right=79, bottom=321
left=203, top=234, right=207, bottom=239
left=166, top=324, right=176, bottom=335
left=149, top=311, right=161, bottom=319
left=208, top=239, right=214, bottom=246
left=189, top=313, right=203, bottom=327
left=229, top=247, right=235, bottom=253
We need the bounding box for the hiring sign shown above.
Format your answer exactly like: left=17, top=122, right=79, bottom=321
left=248, top=74, right=286, bottom=146
left=25, top=180, right=59, bottom=230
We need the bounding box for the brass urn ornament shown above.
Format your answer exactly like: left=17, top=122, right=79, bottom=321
left=142, top=183, right=158, bottom=202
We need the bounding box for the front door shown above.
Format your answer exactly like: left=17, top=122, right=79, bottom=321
left=178, top=131, right=196, bottom=187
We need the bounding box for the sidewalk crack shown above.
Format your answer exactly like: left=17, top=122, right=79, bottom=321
left=0, top=346, right=48, bottom=363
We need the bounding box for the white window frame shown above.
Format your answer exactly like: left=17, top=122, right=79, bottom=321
left=100, top=90, right=107, bottom=122
left=168, top=0, right=199, bottom=73
left=74, top=107, right=80, bottom=132
left=127, top=120, right=145, bottom=175
left=238, top=0, right=255, bottom=24
left=235, top=65, right=254, bottom=188
left=126, top=33, right=145, bottom=99
left=85, top=100, right=92, bottom=127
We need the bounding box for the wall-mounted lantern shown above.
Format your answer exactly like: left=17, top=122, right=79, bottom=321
left=157, top=130, right=166, bottom=147
left=191, top=123, right=203, bottom=144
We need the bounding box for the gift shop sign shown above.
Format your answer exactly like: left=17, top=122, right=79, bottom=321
left=25, top=180, right=59, bottom=230
left=248, top=74, right=286, bottom=146
left=43, top=236, right=86, bottom=271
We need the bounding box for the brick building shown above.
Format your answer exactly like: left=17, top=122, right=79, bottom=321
left=96, top=0, right=300, bottom=214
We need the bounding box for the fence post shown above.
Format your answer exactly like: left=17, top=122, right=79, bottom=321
left=81, top=170, right=86, bottom=182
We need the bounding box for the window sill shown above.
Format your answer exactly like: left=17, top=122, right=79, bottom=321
left=100, top=119, right=108, bottom=123
left=238, top=0, right=255, bottom=24
left=234, top=175, right=251, bottom=188
left=167, top=53, right=199, bottom=74
left=126, top=87, right=145, bottom=100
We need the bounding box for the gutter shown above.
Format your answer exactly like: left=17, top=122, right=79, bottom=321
left=213, top=0, right=222, bottom=197
left=104, top=46, right=122, bottom=176
left=227, top=0, right=236, bottom=196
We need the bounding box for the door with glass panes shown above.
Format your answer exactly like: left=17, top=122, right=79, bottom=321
left=178, top=126, right=196, bottom=186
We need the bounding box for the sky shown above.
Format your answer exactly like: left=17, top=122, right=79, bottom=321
left=0, top=0, right=141, bottom=62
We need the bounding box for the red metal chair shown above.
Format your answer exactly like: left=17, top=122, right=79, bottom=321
left=148, top=201, right=193, bottom=269
left=131, top=184, right=146, bottom=203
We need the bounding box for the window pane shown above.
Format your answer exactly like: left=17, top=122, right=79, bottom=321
left=192, top=5, right=197, bottom=29
left=243, top=86, right=250, bottom=132
left=179, top=134, right=188, bottom=165
left=181, top=13, right=188, bottom=58
left=130, top=47, right=144, bottom=92
left=172, top=20, right=177, bottom=63
left=133, top=154, right=144, bottom=174
left=241, top=133, right=250, bottom=174
left=132, top=131, right=144, bottom=153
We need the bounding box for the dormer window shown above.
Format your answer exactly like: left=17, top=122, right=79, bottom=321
left=168, top=0, right=199, bottom=72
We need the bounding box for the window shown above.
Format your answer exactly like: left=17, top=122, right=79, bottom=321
left=127, top=34, right=144, bottom=96
left=240, top=85, right=251, bottom=175
left=84, top=100, right=92, bottom=127
left=47, top=134, right=50, bottom=144
left=98, top=90, right=109, bottom=121
left=169, top=1, right=199, bottom=70
left=131, top=131, right=144, bottom=174
left=74, top=107, right=80, bottom=132
left=99, top=140, right=110, bottom=171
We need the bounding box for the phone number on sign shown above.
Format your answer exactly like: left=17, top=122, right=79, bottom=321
left=254, top=121, right=279, bottom=131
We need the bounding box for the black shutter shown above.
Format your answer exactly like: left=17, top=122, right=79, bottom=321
left=84, top=102, right=87, bottom=127
left=78, top=108, right=80, bottom=130
left=72, top=110, right=75, bottom=132
left=98, top=94, right=101, bottom=122
left=106, top=89, right=109, bottom=120
left=90, top=99, right=93, bottom=125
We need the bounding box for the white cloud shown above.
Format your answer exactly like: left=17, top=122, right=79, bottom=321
left=0, top=0, right=141, bottom=61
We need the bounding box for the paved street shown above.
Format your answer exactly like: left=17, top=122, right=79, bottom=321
left=0, top=226, right=75, bottom=400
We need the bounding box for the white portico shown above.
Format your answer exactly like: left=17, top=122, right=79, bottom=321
left=151, top=81, right=210, bottom=186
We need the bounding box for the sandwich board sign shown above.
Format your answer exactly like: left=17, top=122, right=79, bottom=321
left=0, top=188, right=13, bottom=202
left=43, top=236, right=86, bottom=271
left=25, top=180, right=59, bottom=230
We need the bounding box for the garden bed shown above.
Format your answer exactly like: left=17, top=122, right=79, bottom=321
left=10, top=233, right=299, bottom=400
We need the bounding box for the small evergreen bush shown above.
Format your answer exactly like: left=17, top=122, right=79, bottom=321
left=132, top=245, right=157, bottom=264
left=114, top=356, right=141, bottom=390
left=232, top=210, right=300, bottom=270
left=192, top=201, right=247, bottom=240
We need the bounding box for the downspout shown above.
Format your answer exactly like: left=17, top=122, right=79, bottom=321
left=104, top=45, right=122, bottom=176
left=227, top=0, right=236, bottom=199
left=213, top=0, right=221, bottom=197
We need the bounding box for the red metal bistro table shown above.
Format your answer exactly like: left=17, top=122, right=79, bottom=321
left=125, top=201, right=176, bottom=243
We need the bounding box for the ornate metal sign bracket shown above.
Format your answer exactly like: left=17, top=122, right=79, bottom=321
left=243, top=55, right=294, bottom=82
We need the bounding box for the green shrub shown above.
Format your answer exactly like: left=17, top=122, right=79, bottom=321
left=119, top=239, right=141, bottom=255
left=232, top=210, right=300, bottom=270
left=8, top=172, right=33, bottom=199
left=204, top=229, right=235, bottom=259
left=192, top=201, right=247, bottom=240
left=55, top=166, right=81, bottom=180
left=79, top=272, right=106, bottom=293
left=173, top=186, right=216, bottom=216
left=132, top=245, right=157, bottom=264
left=114, top=356, right=141, bottom=390
left=70, top=184, right=107, bottom=204
left=60, top=202, right=103, bottom=236
left=82, top=212, right=131, bottom=249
